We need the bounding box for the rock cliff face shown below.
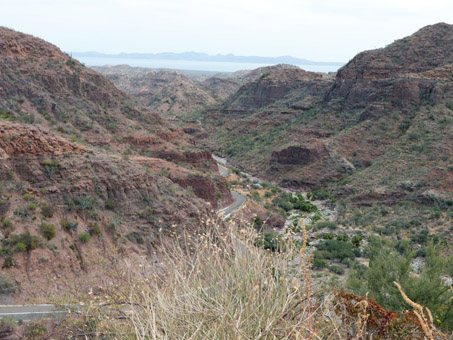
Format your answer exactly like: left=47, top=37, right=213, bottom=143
left=328, top=23, right=453, bottom=110
left=271, top=145, right=320, bottom=166
left=222, top=67, right=330, bottom=113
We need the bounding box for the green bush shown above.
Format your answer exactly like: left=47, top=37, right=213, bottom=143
left=74, top=196, right=95, bottom=210
left=104, top=199, right=115, bottom=210
left=315, top=221, right=338, bottom=230
left=351, top=235, right=363, bottom=247
left=316, top=240, right=356, bottom=261
left=0, top=218, right=12, bottom=229
left=0, top=316, right=16, bottom=334
left=336, top=233, right=349, bottom=242
left=40, top=205, right=54, bottom=218
left=255, top=230, right=285, bottom=252
left=41, top=159, right=60, bottom=179
left=14, top=242, right=27, bottom=252
left=312, top=258, right=328, bottom=269
left=78, top=232, right=91, bottom=243
left=5, top=231, right=42, bottom=252
left=39, top=223, right=56, bottom=240
left=126, top=231, right=144, bottom=244
left=24, top=323, right=47, bottom=340
left=329, top=265, right=345, bottom=275
left=252, top=215, right=263, bottom=231
left=347, top=238, right=453, bottom=331
left=27, top=203, right=37, bottom=211
left=0, top=276, right=18, bottom=294
left=61, top=219, right=78, bottom=233
left=87, top=223, right=101, bottom=236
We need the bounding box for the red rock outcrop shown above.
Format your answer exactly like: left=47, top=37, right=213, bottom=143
left=0, top=122, right=84, bottom=157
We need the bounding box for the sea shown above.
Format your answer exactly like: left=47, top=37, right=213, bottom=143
left=76, top=57, right=341, bottom=73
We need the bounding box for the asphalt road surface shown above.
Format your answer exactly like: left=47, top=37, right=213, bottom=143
left=0, top=304, right=67, bottom=320
left=218, top=163, right=230, bottom=177
left=215, top=160, right=247, bottom=219
left=217, top=191, right=247, bottom=219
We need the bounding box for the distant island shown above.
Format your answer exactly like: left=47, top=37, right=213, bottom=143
left=70, top=51, right=344, bottom=66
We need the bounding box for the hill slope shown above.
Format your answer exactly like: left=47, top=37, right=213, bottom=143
left=199, top=23, right=453, bottom=233
left=0, top=27, right=232, bottom=302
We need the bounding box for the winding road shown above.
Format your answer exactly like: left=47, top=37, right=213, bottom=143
left=215, top=162, right=247, bottom=219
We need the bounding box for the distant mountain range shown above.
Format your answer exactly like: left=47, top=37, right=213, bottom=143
left=71, top=51, right=344, bottom=66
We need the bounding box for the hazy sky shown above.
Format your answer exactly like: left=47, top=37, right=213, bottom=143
left=1, top=0, right=452, bottom=62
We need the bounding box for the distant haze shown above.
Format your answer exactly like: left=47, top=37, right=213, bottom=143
left=72, top=51, right=344, bottom=73
left=1, top=0, right=453, bottom=62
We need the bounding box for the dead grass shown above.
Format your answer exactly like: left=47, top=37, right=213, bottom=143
left=52, top=219, right=447, bottom=339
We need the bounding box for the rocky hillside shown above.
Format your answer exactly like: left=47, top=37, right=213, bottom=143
left=93, top=65, right=241, bottom=118
left=0, top=27, right=233, bottom=302
left=200, top=23, right=453, bottom=234
left=0, top=26, right=232, bottom=205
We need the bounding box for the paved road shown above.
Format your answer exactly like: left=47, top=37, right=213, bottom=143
left=217, top=191, right=247, bottom=219
left=218, top=163, right=230, bottom=177
left=0, top=304, right=67, bottom=321
left=215, top=158, right=247, bottom=219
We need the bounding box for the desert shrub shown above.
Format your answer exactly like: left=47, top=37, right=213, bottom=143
left=26, top=202, right=37, bottom=211
left=251, top=215, right=263, bottom=231
left=309, top=188, right=336, bottom=202
left=336, top=233, right=349, bottom=242
left=23, top=194, right=36, bottom=202
left=39, top=223, right=56, bottom=240
left=398, top=117, right=411, bottom=134
left=312, top=258, right=328, bottom=269
left=104, top=199, right=115, bottom=210
left=329, top=265, right=345, bottom=275
left=126, top=231, right=144, bottom=244
left=271, top=192, right=318, bottom=213
left=0, top=316, right=16, bottom=335
left=5, top=231, right=42, bottom=252
left=316, top=239, right=356, bottom=261
left=24, top=323, right=47, bottom=340
left=319, top=233, right=334, bottom=240
left=14, top=242, right=27, bottom=252
left=250, top=190, right=262, bottom=202
left=2, top=256, right=13, bottom=268
left=255, top=230, right=285, bottom=252
left=0, top=218, right=12, bottom=229
left=40, top=205, right=54, bottom=218
left=335, top=291, right=443, bottom=339
left=61, top=220, right=78, bottom=233
left=78, top=232, right=91, bottom=243
left=87, top=223, right=101, bottom=236
left=0, top=276, right=18, bottom=294
left=41, top=159, right=60, bottom=179
left=74, top=196, right=95, bottom=210
left=351, top=234, right=363, bottom=247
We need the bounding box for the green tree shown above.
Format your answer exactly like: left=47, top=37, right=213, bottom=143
left=347, top=237, right=453, bottom=330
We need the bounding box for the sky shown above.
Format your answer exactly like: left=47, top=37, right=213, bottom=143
left=1, top=0, right=452, bottom=62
